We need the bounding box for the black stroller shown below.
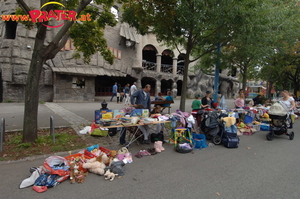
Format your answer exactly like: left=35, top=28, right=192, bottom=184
left=200, top=111, right=224, bottom=145
left=266, top=112, right=294, bottom=141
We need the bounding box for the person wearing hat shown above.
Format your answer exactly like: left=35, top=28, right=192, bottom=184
left=191, top=94, right=203, bottom=110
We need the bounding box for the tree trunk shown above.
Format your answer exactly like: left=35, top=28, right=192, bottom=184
left=242, top=65, right=248, bottom=91
left=179, top=58, right=190, bottom=112
left=22, top=32, right=46, bottom=143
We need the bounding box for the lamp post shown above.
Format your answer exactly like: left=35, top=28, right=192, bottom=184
left=213, top=41, right=221, bottom=102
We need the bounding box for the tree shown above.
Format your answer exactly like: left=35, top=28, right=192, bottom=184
left=13, top=0, right=124, bottom=143
left=122, top=0, right=265, bottom=111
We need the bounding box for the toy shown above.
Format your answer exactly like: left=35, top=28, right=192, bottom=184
left=117, top=147, right=129, bottom=155
left=75, top=171, right=88, bottom=183
left=69, top=162, right=76, bottom=184
left=110, top=150, right=118, bottom=158
left=82, top=156, right=106, bottom=175
left=96, top=153, right=110, bottom=166
left=104, top=169, right=118, bottom=181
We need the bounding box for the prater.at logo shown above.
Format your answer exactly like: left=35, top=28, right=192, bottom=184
left=1, top=1, right=91, bottom=28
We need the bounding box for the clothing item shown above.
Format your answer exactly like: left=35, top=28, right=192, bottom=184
left=163, top=95, right=174, bottom=107
left=234, top=98, right=245, bottom=108
left=130, top=85, right=137, bottom=95
left=138, top=125, right=151, bottom=140
left=130, top=89, right=151, bottom=111
left=281, top=97, right=294, bottom=110
left=192, top=99, right=202, bottom=110
left=124, top=86, right=130, bottom=94
left=201, top=97, right=214, bottom=108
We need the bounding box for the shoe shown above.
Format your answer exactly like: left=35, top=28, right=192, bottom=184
left=154, top=141, right=161, bottom=153
left=135, top=152, right=143, bottom=158
left=157, top=141, right=165, bottom=151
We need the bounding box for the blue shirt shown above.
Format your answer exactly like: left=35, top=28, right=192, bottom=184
left=164, top=95, right=173, bottom=107
left=130, top=89, right=151, bottom=111
left=112, top=85, right=117, bottom=93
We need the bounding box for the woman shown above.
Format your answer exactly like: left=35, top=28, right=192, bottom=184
left=201, top=91, right=214, bottom=108
left=281, top=90, right=296, bottom=128
left=234, top=92, right=245, bottom=108
left=253, top=94, right=263, bottom=106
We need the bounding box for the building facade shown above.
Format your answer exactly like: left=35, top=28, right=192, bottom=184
left=0, top=0, right=239, bottom=103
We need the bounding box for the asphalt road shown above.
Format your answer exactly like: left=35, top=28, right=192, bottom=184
left=1, top=97, right=299, bottom=198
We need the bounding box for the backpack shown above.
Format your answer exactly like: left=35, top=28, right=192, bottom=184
left=222, top=132, right=239, bottom=148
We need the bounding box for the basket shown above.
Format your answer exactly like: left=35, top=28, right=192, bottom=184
left=84, top=146, right=111, bottom=158
left=64, top=153, right=91, bottom=172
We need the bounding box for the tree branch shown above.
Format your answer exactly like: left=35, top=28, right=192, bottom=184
left=16, top=0, right=31, bottom=15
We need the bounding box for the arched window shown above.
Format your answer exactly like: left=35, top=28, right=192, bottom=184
left=111, top=6, right=119, bottom=21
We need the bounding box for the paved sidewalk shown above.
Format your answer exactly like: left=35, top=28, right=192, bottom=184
left=44, top=102, right=90, bottom=132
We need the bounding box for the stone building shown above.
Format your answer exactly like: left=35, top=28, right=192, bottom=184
left=0, top=0, right=239, bottom=103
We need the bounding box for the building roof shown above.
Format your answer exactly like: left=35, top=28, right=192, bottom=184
left=51, top=65, right=126, bottom=77
left=119, top=23, right=140, bottom=43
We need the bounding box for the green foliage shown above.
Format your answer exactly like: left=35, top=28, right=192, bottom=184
left=17, top=143, right=31, bottom=149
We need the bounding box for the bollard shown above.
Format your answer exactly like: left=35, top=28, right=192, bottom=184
left=50, top=116, right=55, bottom=144
left=0, top=118, right=5, bottom=152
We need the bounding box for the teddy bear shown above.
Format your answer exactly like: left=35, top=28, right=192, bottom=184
left=75, top=170, right=88, bottom=183
left=69, top=162, right=76, bottom=184
left=82, top=155, right=106, bottom=175
left=104, top=169, right=118, bottom=181
left=110, top=150, right=118, bottom=158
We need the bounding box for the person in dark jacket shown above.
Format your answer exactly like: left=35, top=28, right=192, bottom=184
left=130, top=84, right=151, bottom=112
left=252, top=94, right=263, bottom=106
left=201, top=91, right=214, bottom=108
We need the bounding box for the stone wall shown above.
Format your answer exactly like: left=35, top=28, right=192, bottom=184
left=53, top=74, right=95, bottom=102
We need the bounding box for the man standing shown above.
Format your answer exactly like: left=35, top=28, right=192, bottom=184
left=130, top=84, right=152, bottom=144
left=130, top=82, right=137, bottom=96
left=130, top=84, right=151, bottom=111
left=110, top=82, right=118, bottom=102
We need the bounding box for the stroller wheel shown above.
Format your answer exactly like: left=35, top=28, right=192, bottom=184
left=289, top=131, right=294, bottom=140
left=212, top=135, right=222, bottom=145
left=266, top=132, right=274, bottom=141
left=206, top=134, right=212, bottom=140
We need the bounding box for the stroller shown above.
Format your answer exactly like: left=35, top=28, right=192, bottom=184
left=266, top=112, right=294, bottom=141
left=200, top=111, right=223, bottom=145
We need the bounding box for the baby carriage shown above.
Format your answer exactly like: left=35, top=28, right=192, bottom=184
left=266, top=102, right=294, bottom=141
left=266, top=113, right=294, bottom=141
left=200, top=111, right=223, bottom=145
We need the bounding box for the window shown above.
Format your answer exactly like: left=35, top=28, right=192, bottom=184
left=5, top=20, right=17, bottom=39
left=111, top=6, right=119, bottom=21
left=72, top=77, right=85, bottom=88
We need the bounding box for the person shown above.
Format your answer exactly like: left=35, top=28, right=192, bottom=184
left=116, top=92, right=121, bottom=103
left=123, top=83, right=130, bottom=105
left=154, top=92, right=164, bottom=101
left=130, top=84, right=151, bottom=111
left=110, top=82, right=118, bottom=102
left=163, top=91, right=174, bottom=107
left=234, top=89, right=244, bottom=99
left=130, top=82, right=137, bottom=96
left=130, top=84, right=152, bottom=144
left=280, top=90, right=296, bottom=128
left=253, top=94, right=263, bottom=106
left=201, top=91, right=214, bottom=108
left=234, top=92, right=245, bottom=108
left=191, top=94, right=203, bottom=110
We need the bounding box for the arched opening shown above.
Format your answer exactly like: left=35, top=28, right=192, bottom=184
left=161, top=79, right=173, bottom=95
left=142, top=45, right=158, bottom=71
left=177, top=54, right=185, bottom=75
left=161, top=49, right=174, bottom=73
left=177, top=80, right=183, bottom=96
left=95, top=75, right=137, bottom=96
left=5, top=14, right=17, bottom=39
left=141, top=77, right=156, bottom=96
left=111, top=5, right=119, bottom=21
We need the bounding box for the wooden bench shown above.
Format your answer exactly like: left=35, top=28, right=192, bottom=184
left=151, top=100, right=174, bottom=114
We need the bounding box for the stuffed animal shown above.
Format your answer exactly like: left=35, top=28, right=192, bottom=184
left=104, top=169, right=118, bottom=181
left=117, top=147, right=129, bottom=155
left=110, top=150, right=118, bottom=158
left=75, top=171, right=88, bottom=183
left=96, top=153, right=110, bottom=166
left=69, top=162, right=76, bottom=184
left=82, top=157, right=106, bottom=175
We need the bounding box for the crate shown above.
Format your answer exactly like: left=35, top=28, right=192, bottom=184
left=64, top=153, right=91, bottom=172
left=247, top=124, right=260, bottom=132
left=84, top=146, right=111, bottom=158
